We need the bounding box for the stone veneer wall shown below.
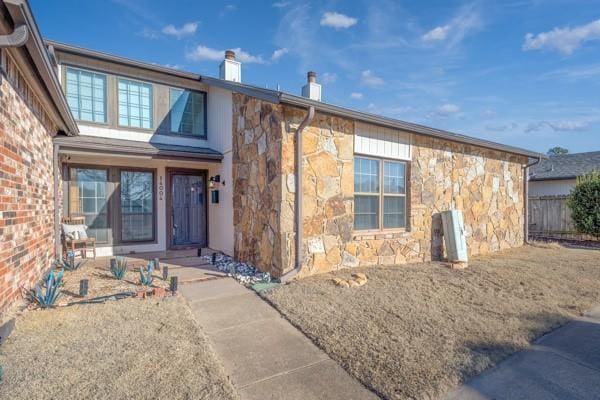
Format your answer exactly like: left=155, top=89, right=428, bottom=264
left=280, top=106, right=527, bottom=275
left=232, top=94, right=286, bottom=275
left=0, top=52, right=59, bottom=312
left=233, top=95, right=527, bottom=277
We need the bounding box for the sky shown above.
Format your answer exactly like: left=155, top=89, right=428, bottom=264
left=31, top=0, right=600, bottom=154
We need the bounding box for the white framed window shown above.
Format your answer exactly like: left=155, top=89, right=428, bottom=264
left=169, top=88, right=207, bottom=138
left=118, top=78, right=153, bottom=129
left=65, top=67, right=107, bottom=123
left=354, top=156, right=407, bottom=231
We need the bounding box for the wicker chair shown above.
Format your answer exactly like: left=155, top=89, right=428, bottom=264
left=61, top=216, right=96, bottom=259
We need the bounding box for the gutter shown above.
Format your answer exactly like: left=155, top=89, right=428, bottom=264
left=280, top=105, right=315, bottom=283
left=53, top=143, right=61, bottom=260
left=0, top=23, right=27, bottom=47
left=3, top=0, right=78, bottom=135
left=523, top=155, right=543, bottom=244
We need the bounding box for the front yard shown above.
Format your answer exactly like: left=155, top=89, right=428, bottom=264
left=0, top=297, right=238, bottom=400
left=265, top=244, right=600, bottom=400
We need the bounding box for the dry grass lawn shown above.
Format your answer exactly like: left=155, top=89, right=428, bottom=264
left=0, top=297, right=239, bottom=400
left=265, top=245, right=600, bottom=400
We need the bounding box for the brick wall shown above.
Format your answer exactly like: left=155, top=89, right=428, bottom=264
left=0, top=52, right=58, bottom=312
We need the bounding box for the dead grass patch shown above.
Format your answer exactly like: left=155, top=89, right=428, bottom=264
left=0, top=297, right=239, bottom=400
left=265, top=246, right=600, bottom=400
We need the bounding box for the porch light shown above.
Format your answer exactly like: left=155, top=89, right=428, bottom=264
left=79, top=279, right=89, bottom=297
left=170, top=276, right=178, bottom=293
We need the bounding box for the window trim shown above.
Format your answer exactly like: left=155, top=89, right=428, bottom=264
left=168, top=86, right=208, bottom=140
left=65, top=164, right=158, bottom=247
left=354, top=155, right=409, bottom=232
left=117, top=77, right=154, bottom=130
left=64, top=66, right=108, bottom=125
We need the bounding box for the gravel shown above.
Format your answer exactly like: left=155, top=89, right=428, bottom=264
left=201, top=253, right=272, bottom=285
left=265, top=244, right=600, bottom=400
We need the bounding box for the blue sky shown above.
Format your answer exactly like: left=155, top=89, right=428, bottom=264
left=31, top=0, right=600, bottom=154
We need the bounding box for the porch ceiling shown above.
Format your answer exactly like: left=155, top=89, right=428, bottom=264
left=54, top=135, right=223, bottom=162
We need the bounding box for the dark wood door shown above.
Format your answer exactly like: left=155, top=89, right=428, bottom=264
left=171, top=174, right=206, bottom=247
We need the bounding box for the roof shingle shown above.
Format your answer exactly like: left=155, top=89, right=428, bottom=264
left=530, top=151, right=600, bottom=181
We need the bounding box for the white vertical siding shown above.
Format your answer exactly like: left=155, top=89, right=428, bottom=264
left=207, top=86, right=233, bottom=153
left=354, top=122, right=411, bottom=160
left=529, top=179, right=576, bottom=197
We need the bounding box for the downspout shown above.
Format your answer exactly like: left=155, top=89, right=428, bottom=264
left=523, top=154, right=543, bottom=244
left=53, top=143, right=61, bottom=261
left=0, top=25, right=28, bottom=48
left=280, top=105, right=315, bottom=283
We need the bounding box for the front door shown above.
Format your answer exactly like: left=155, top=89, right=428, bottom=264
left=170, top=172, right=206, bottom=248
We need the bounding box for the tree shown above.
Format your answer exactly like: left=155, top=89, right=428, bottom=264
left=547, top=146, right=569, bottom=156
left=567, top=172, right=600, bottom=237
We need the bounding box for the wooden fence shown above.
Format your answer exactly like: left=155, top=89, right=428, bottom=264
left=528, top=195, right=598, bottom=241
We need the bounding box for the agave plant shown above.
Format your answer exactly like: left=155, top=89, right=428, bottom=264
left=110, top=256, right=128, bottom=280
left=139, top=262, right=154, bottom=286
left=31, top=269, right=64, bottom=308
left=57, top=253, right=87, bottom=271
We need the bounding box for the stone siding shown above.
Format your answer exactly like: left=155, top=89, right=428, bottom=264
left=232, top=94, right=286, bottom=275
left=233, top=96, right=527, bottom=278
left=0, top=54, right=59, bottom=312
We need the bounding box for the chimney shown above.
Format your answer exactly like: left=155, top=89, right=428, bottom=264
left=302, top=71, right=321, bottom=101
left=219, top=50, right=241, bottom=82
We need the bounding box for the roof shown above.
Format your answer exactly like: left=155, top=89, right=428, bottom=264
left=2, top=0, right=78, bottom=134
left=54, top=135, right=223, bottom=162
left=47, top=40, right=545, bottom=160
left=530, top=151, right=600, bottom=181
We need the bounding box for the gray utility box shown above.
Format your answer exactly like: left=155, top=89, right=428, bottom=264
left=440, top=210, right=468, bottom=262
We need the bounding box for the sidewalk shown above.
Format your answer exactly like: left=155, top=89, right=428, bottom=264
left=446, top=306, right=600, bottom=400
left=180, top=278, right=379, bottom=400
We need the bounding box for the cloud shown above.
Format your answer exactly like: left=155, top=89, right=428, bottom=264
left=320, top=12, right=358, bottom=29
left=481, top=109, right=497, bottom=118
left=220, top=4, right=237, bottom=17
left=271, top=48, right=289, bottom=61
left=186, top=45, right=265, bottom=64
left=272, top=1, right=290, bottom=8
left=422, top=25, right=451, bottom=42
left=421, top=4, right=482, bottom=49
left=322, top=72, right=337, bottom=84
left=525, top=120, right=589, bottom=132
left=523, top=19, right=600, bottom=55
left=162, top=22, right=198, bottom=39
left=361, top=70, right=384, bottom=86
left=437, top=103, right=460, bottom=115
left=139, top=28, right=160, bottom=39
left=485, top=122, right=518, bottom=132
left=350, top=92, right=364, bottom=100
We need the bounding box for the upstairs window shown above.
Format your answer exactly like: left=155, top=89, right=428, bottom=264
left=118, top=78, right=153, bottom=129
left=65, top=67, right=107, bottom=123
left=354, top=157, right=407, bottom=230
left=169, top=88, right=207, bottom=138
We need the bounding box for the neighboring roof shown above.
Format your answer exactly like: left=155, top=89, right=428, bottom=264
left=2, top=0, right=78, bottom=134
left=47, top=40, right=544, bottom=160
left=530, top=151, right=600, bottom=181
left=54, top=135, right=223, bottom=162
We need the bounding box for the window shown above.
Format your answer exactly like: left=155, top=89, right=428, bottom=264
left=354, top=157, right=407, bottom=230
left=170, top=88, right=207, bottom=137
left=69, top=168, right=109, bottom=242
left=121, top=170, right=154, bottom=242
left=65, top=67, right=107, bottom=123
left=118, top=78, right=153, bottom=129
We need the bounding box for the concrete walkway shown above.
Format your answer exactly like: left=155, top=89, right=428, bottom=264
left=180, top=278, right=379, bottom=400
left=447, top=306, right=600, bottom=400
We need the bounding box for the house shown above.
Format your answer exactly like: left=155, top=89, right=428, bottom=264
left=0, top=0, right=544, bottom=312
left=529, top=151, right=600, bottom=196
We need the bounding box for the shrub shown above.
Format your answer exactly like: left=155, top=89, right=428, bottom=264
left=110, top=256, right=128, bottom=280
left=567, top=171, right=600, bottom=237
left=139, top=262, right=154, bottom=286
left=31, top=269, right=64, bottom=308
left=57, top=253, right=87, bottom=271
